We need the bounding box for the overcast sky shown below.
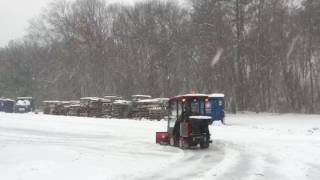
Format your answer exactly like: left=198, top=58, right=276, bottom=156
left=0, top=0, right=301, bottom=47
left=0, top=0, right=143, bottom=47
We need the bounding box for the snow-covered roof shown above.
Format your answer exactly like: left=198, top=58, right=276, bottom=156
left=104, top=95, right=118, bottom=98
left=80, top=97, right=101, bottom=101
left=183, top=93, right=207, bottom=97
left=69, top=100, right=80, bottom=104
left=156, top=98, right=169, bottom=101
left=173, top=94, right=208, bottom=99
left=132, top=95, right=152, bottom=98
left=138, top=98, right=169, bottom=103
left=69, top=104, right=80, bottom=107
left=60, top=101, right=70, bottom=104
left=104, top=95, right=122, bottom=99
left=17, top=97, right=33, bottom=100
left=101, top=99, right=112, bottom=103
left=43, top=100, right=61, bottom=104
left=209, top=93, right=225, bottom=98
left=113, top=100, right=131, bottom=105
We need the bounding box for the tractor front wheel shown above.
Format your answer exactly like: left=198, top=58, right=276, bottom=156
left=179, top=138, right=188, bottom=149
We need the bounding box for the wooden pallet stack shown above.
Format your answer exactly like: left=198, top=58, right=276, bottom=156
left=147, top=98, right=169, bottom=120
left=42, top=101, right=61, bottom=115
left=111, top=100, right=132, bottom=118
left=128, top=95, right=168, bottom=120
left=102, top=96, right=122, bottom=117
left=129, top=95, right=152, bottom=119
left=41, top=95, right=169, bottom=120
left=79, top=97, right=102, bottom=117
left=137, top=98, right=169, bottom=120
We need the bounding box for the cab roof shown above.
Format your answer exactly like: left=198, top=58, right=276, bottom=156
left=17, top=97, right=33, bottom=100
left=113, top=100, right=131, bottom=105
left=208, top=93, right=225, bottom=98
left=132, top=95, right=152, bottom=98
left=171, top=94, right=208, bottom=100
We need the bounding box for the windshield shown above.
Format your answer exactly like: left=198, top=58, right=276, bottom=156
left=189, top=98, right=206, bottom=115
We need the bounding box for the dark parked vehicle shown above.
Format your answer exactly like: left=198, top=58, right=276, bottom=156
left=15, top=97, right=34, bottom=113
left=3, top=99, right=15, bottom=113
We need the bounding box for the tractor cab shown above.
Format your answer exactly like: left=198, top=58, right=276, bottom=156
left=207, top=94, right=225, bottom=124
left=156, top=94, right=212, bottom=149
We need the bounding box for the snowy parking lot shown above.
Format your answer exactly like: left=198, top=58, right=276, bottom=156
left=0, top=112, right=319, bottom=180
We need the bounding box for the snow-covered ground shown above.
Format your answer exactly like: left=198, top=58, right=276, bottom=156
left=0, top=112, right=319, bottom=180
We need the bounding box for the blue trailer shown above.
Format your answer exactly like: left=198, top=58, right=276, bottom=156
left=207, top=94, right=225, bottom=124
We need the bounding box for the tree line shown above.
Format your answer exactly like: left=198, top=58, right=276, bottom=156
left=0, top=0, right=319, bottom=113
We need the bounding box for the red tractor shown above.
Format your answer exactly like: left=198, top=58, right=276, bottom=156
left=156, top=94, right=212, bottom=149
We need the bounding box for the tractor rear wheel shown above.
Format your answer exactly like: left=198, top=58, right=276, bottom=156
left=200, top=141, right=209, bottom=149
left=179, top=138, right=188, bottom=149
left=170, top=137, right=175, bottom=146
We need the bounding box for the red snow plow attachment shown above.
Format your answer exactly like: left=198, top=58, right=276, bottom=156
left=156, top=132, right=169, bottom=144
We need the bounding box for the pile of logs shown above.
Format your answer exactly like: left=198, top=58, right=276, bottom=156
left=42, top=95, right=169, bottom=120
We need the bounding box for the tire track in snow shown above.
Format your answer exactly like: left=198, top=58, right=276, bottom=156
left=137, top=139, right=286, bottom=180
left=0, top=127, right=176, bottom=159
left=137, top=141, right=229, bottom=180
left=209, top=140, right=293, bottom=180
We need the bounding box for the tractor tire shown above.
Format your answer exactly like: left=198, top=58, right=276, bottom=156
left=179, top=138, right=188, bottom=149
left=200, top=141, right=209, bottom=149
left=170, top=137, right=175, bottom=146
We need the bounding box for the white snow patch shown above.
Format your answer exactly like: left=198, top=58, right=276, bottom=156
left=0, top=112, right=319, bottom=180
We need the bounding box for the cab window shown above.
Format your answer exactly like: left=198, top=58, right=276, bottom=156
left=200, top=100, right=205, bottom=115
left=169, top=100, right=177, bottom=128
left=190, top=98, right=206, bottom=115
left=178, top=100, right=182, bottom=118
left=205, top=101, right=211, bottom=115
left=190, top=99, right=200, bottom=114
